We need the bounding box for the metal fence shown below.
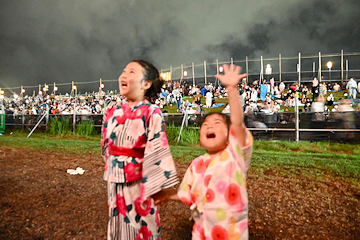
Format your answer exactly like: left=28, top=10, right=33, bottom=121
left=4, top=111, right=360, bottom=143
left=1, top=50, right=360, bottom=97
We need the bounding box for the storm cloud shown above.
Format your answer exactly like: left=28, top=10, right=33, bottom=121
left=0, top=0, right=359, bottom=93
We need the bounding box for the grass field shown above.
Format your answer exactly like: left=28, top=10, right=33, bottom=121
left=1, top=132, right=359, bottom=181
left=1, top=132, right=359, bottom=239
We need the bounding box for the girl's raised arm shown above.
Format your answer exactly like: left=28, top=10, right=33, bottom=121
left=215, top=64, right=248, bottom=146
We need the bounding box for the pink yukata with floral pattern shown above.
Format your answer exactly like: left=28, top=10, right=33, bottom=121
left=177, top=127, right=253, bottom=240
left=102, top=100, right=178, bottom=240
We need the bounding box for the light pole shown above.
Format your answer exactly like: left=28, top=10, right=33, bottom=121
left=219, top=66, right=223, bottom=73
left=266, top=64, right=272, bottom=80
left=327, top=61, right=333, bottom=81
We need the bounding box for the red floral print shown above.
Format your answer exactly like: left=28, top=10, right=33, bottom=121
left=224, top=183, right=241, bottom=206
left=204, top=175, right=211, bottom=187
left=205, top=188, right=215, bottom=203
left=134, top=197, right=151, bottom=217
left=195, top=159, right=206, bottom=174
left=211, top=225, right=229, bottom=240
left=135, top=225, right=152, bottom=240
left=116, top=194, right=127, bottom=217
left=124, top=162, right=142, bottom=182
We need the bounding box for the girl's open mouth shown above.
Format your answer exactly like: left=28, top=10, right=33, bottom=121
left=206, top=132, right=216, bottom=138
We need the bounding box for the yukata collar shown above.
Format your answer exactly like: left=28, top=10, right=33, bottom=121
left=122, top=99, right=148, bottom=110
left=203, top=148, right=226, bottom=161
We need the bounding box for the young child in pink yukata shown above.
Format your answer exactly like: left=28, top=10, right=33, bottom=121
left=155, top=64, right=254, bottom=240
left=101, top=60, right=178, bottom=240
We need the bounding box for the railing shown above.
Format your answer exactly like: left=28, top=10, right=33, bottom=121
left=1, top=50, right=360, bottom=97
left=4, top=111, right=360, bottom=143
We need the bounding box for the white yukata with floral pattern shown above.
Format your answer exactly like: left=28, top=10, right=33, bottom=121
left=102, top=100, right=178, bottom=240
left=178, top=127, right=253, bottom=240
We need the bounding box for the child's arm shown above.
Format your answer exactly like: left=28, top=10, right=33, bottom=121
left=215, top=64, right=248, bottom=146
left=152, top=189, right=180, bottom=206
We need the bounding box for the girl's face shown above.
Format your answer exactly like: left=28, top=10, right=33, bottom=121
left=200, top=114, right=229, bottom=154
left=118, top=62, right=148, bottom=102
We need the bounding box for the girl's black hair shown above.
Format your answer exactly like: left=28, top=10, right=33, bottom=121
left=132, top=60, right=164, bottom=101
left=200, top=112, right=231, bottom=131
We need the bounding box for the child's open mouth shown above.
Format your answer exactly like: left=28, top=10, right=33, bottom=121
left=206, top=132, right=216, bottom=138
left=120, top=82, right=128, bottom=88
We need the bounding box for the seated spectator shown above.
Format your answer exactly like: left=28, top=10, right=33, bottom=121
left=319, top=82, right=327, bottom=96
left=326, top=93, right=334, bottom=106
left=331, top=104, right=339, bottom=112
left=192, top=96, right=202, bottom=106
left=280, top=108, right=293, bottom=124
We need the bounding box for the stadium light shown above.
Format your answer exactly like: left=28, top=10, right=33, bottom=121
left=183, top=70, right=188, bottom=77
left=219, top=66, right=223, bottom=73
left=266, top=64, right=272, bottom=76
left=327, top=61, right=333, bottom=81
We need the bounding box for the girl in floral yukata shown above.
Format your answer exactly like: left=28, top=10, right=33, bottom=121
left=156, top=64, right=253, bottom=240
left=101, top=60, right=178, bottom=240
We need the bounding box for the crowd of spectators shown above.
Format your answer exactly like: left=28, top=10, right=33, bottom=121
left=1, top=77, right=360, bottom=118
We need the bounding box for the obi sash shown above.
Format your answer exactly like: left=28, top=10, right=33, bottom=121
left=108, top=145, right=145, bottom=182
left=108, top=145, right=145, bottom=158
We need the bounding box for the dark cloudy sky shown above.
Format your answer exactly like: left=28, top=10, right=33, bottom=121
left=1, top=0, right=359, bottom=94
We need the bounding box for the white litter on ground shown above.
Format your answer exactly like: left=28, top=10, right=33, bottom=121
left=67, top=167, right=85, bottom=175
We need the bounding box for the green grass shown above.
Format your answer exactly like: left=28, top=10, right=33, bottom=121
left=1, top=132, right=359, bottom=181
left=76, top=120, right=97, bottom=136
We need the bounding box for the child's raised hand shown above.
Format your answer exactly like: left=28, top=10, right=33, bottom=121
left=215, top=64, right=248, bottom=88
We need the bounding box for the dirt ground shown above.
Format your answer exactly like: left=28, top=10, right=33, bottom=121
left=0, top=146, right=359, bottom=240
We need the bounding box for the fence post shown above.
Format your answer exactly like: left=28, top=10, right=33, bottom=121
left=73, top=108, right=76, bottom=133
left=22, top=104, right=25, bottom=131
left=341, top=49, right=344, bottom=87
left=298, top=52, right=301, bottom=85
left=318, top=52, right=322, bottom=82
left=295, top=96, right=299, bottom=142
left=246, top=56, right=249, bottom=83
left=192, top=62, right=195, bottom=87
left=204, top=61, right=207, bottom=85
left=46, top=105, right=49, bottom=131
left=279, top=54, right=281, bottom=82
left=260, top=56, right=264, bottom=82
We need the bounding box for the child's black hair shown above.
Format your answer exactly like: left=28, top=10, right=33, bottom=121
left=200, top=112, right=231, bottom=131
left=132, top=60, right=164, bottom=101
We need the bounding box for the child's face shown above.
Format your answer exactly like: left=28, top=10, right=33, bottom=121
left=200, top=114, right=229, bottom=154
left=118, top=62, right=147, bottom=101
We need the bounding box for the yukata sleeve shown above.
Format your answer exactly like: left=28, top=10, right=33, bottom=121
left=177, top=163, right=195, bottom=207
left=101, top=107, right=108, bottom=164
left=228, top=126, right=254, bottom=172
left=140, top=108, right=179, bottom=201
left=101, top=101, right=117, bottom=164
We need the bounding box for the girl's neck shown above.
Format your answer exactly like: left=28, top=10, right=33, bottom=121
left=127, top=99, right=147, bottom=108
left=207, top=148, right=225, bottom=160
